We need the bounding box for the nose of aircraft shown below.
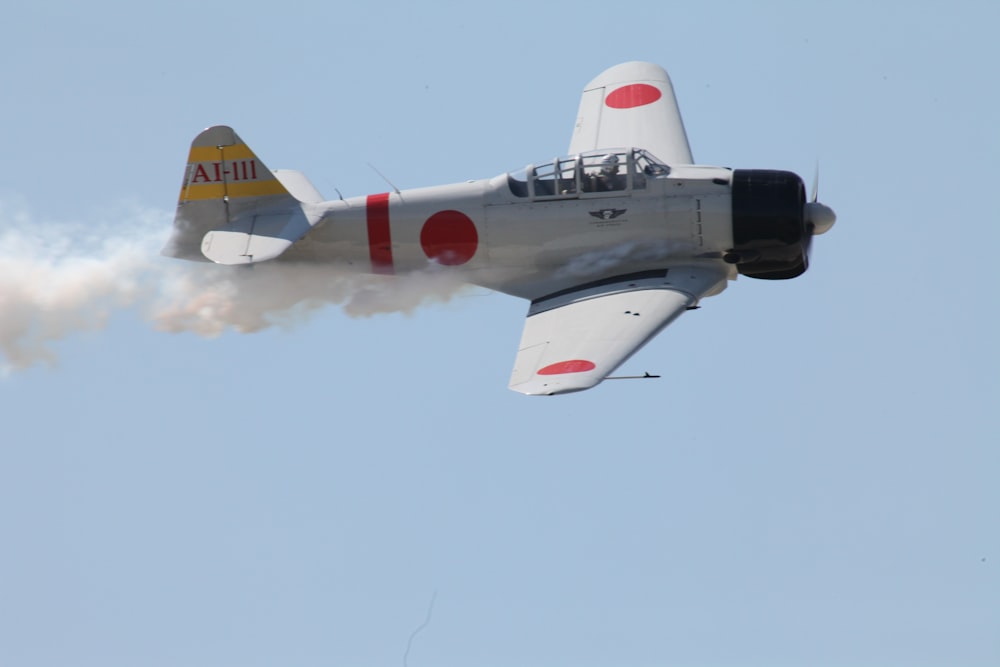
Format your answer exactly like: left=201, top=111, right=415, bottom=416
left=804, top=200, right=836, bottom=235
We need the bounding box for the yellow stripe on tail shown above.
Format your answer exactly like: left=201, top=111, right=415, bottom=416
left=178, top=126, right=291, bottom=202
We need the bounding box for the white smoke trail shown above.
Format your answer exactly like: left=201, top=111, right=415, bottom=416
left=0, top=200, right=468, bottom=371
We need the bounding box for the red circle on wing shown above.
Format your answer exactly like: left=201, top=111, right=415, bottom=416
left=420, top=210, right=478, bottom=266
left=537, top=360, right=597, bottom=375
left=605, top=83, right=662, bottom=109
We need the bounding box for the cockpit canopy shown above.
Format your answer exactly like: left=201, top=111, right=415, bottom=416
left=507, top=148, right=669, bottom=199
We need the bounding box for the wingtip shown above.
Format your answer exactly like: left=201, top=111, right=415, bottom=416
left=585, top=61, right=673, bottom=89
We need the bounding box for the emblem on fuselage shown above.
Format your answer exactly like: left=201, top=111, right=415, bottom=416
left=589, top=208, right=627, bottom=221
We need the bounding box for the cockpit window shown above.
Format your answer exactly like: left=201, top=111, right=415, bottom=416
left=633, top=149, right=669, bottom=180
left=507, top=167, right=529, bottom=197
left=529, top=158, right=578, bottom=197
left=532, top=161, right=557, bottom=197
left=557, top=158, right=577, bottom=195
left=509, top=148, right=669, bottom=200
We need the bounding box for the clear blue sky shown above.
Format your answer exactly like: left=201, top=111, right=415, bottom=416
left=1, top=2, right=997, bottom=666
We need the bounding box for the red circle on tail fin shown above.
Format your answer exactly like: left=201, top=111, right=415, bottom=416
left=420, top=210, right=478, bottom=266
left=537, top=360, right=596, bottom=375
left=606, top=83, right=662, bottom=109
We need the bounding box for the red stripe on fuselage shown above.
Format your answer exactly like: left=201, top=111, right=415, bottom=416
left=366, top=192, right=394, bottom=274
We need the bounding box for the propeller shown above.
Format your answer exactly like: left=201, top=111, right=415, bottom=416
left=801, top=164, right=837, bottom=264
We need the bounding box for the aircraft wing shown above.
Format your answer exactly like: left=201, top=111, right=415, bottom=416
left=508, top=268, right=724, bottom=395
left=568, top=61, right=693, bottom=165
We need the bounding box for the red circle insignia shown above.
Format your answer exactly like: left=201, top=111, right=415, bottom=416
left=605, top=83, right=662, bottom=109
left=420, top=210, right=479, bottom=266
left=537, top=360, right=597, bottom=375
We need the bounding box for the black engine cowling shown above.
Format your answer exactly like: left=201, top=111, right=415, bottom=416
left=728, top=169, right=808, bottom=280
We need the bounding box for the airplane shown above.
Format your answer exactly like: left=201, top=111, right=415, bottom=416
left=163, top=61, right=836, bottom=395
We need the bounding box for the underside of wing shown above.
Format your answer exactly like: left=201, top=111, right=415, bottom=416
left=508, top=268, right=725, bottom=395
left=568, top=61, right=693, bottom=165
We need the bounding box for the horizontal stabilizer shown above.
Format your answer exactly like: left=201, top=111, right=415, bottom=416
left=201, top=205, right=316, bottom=264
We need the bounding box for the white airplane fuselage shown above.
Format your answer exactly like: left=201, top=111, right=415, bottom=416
left=284, top=163, right=736, bottom=300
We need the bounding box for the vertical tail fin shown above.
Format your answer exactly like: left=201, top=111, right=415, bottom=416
left=163, top=126, right=322, bottom=264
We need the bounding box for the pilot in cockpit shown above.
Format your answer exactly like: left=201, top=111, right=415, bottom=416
left=583, top=153, right=625, bottom=192
left=597, top=154, right=624, bottom=191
